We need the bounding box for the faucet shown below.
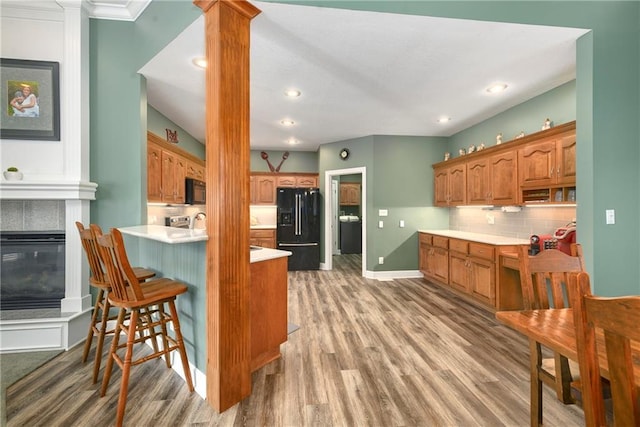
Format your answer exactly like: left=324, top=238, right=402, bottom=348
left=191, top=211, right=206, bottom=229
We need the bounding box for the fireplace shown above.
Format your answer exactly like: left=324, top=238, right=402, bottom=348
left=0, top=231, right=66, bottom=310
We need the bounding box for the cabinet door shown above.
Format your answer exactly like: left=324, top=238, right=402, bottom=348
left=175, top=156, right=187, bottom=203
left=432, top=247, right=449, bottom=283
left=489, top=150, right=518, bottom=205
left=296, top=175, right=318, bottom=187
left=255, top=176, right=277, bottom=205
left=557, top=134, right=576, bottom=185
left=276, top=176, right=296, bottom=188
left=518, top=139, right=557, bottom=187
left=467, top=158, right=490, bottom=204
left=433, top=166, right=449, bottom=207
left=161, top=150, right=177, bottom=203
left=449, top=252, right=469, bottom=292
left=448, top=165, right=466, bottom=205
left=469, top=257, right=495, bottom=306
left=147, top=143, right=163, bottom=202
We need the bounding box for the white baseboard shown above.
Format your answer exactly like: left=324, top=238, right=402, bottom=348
left=364, top=269, right=423, bottom=281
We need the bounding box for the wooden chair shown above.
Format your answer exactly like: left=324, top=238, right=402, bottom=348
left=76, top=222, right=156, bottom=383
left=94, top=226, right=194, bottom=427
left=570, top=272, right=640, bottom=427
left=518, top=243, right=586, bottom=426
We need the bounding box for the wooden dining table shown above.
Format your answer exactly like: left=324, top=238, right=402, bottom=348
left=496, top=308, right=640, bottom=385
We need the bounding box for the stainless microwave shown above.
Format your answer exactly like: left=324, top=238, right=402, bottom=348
left=185, top=178, right=206, bottom=205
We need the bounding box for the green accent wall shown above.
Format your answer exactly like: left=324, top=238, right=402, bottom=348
left=147, top=105, right=205, bottom=160
left=91, top=1, right=640, bottom=295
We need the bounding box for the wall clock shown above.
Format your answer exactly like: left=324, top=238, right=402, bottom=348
left=339, top=148, right=350, bottom=160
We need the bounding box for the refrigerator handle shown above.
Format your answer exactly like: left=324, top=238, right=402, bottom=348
left=295, top=193, right=300, bottom=236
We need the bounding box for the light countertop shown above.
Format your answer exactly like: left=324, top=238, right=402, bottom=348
left=418, top=229, right=530, bottom=246
left=118, top=225, right=291, bottom=263
left=250, top=225, right=277, bottom=229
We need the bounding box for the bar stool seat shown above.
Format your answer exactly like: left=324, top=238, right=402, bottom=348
left=76, top=222, right=156, bottom=384
left=94, top=226, right=194, bottom=427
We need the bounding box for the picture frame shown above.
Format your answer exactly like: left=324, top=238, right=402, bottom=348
left=1, top=58, right=60, bottom=141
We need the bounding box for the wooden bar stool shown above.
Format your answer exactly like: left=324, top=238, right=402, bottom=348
left=94, top=226, right=194, bottom=427
left=76, top=222, right=156, bottom=384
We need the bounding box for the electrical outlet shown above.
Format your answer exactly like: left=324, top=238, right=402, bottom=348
left=486, top=214, right=495, bottom=225
left=379, top=209, right=388, bottom=217
left=378, top=256, right=384, bottom=264
left=378, top=220, right=384, bottom=228
left=399, top=220, right=405, bottom=228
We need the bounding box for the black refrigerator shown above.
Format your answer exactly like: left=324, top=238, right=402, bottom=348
left=277, top=187, right=321, bottom=271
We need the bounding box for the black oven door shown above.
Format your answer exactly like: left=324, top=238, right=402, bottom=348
left=185, top=178, right=206, bottom=204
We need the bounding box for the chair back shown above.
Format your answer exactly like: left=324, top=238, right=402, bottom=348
left=518, top=243, right=585, bottom=310
left=76, top=221, right=107, bottom=286
left=93, top=226, right=145, bottom=304
left=570, top=272, right=640, bottom=427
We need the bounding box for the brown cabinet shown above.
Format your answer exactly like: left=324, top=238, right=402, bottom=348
left=434, top=163, right=466, bottom=207
left=249, top=229, right=276, bottom=249
left=433, top=121, right=576, bottom=206
left=419, top=232, right=523, bottom=309
left=339, top=183, right=361, bottom=206
left=251, top=175, right=277, bottom=205
left=250, top=173, right=318, bottom=205
left=147, top=132, right=205, bottom=204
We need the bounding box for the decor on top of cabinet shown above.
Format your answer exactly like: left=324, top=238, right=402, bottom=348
left=260, top=151, right=290, bottom=172
left=496, top=133, right=503, bottom=145
left=468, top=144, right=476, bottom=153
left=515, top=131, right=525, bottom=139
left=444, top=152, right=450, bottom=161
left=542, top=118, right=553, bottom=130
left=458, top=148, right=466, bottom=156
left=166, top=128, right=179, bottom=143
left=477, top=143, right=486, bottom=151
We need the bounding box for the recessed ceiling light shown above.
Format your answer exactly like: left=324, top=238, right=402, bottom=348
left=192, top=57, right=207, bottom=69
left=285, top=89, right=301, bottom=98
left=437, top=116, right=451, bottom=123
left=287, top=138, right=299, bottom=145
left=280, top=119, right=295, bottom=126
left=486, top=83, right=508, bottom=94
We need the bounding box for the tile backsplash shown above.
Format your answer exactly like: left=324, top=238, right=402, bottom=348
left=0, top=200, right=65, bottom=231
left=450, top=206, right=576, bottom=239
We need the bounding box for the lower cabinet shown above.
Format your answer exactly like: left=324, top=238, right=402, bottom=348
left=250, top=229, right=276, bottom=249
left=419, top=232, right=519, bottom=309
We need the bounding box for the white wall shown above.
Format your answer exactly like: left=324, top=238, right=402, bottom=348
left=0, top=4, right=66, bottom=179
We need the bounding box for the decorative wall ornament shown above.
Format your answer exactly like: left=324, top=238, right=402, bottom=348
left=166, top=128, right=179, bottom=143
left=260, top=151, right=290, bottom=172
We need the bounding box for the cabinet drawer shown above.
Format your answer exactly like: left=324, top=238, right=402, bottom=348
left=449, top=239, right=468, bottom=254
left=419, top=233, right=432, bottom=246
left=250, top=229, right=275, bottom=238
left=469, top=242, right=495, bottom=261
left=432, top=236, right=449, bottom=249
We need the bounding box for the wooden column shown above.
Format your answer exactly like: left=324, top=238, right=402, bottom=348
left=194, top=0, right=261, bottom=412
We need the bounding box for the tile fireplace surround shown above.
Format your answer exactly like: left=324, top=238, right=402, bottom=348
left=0, top=181, right=97, bottom=353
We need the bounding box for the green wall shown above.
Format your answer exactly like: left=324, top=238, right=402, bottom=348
left=147, top=105, right=205, bottom=160
left=250, top=150, right=318, bottom=172
left=91, top=1, right=640, bottom=295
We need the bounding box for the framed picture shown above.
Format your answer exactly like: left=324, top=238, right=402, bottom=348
left=1, top=58, right=60, bottom=141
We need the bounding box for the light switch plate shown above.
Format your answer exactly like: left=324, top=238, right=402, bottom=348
left=379, top=209, right=388, bottom=217
left=606, top=209, right=615, bottom=224
left=378, top=220, right=384, bottom=228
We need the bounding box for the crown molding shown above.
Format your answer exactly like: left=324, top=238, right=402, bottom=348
left=83, top=0, right=151, bottom=21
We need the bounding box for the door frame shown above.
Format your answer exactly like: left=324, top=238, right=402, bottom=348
left=324, top=166, right=366, bottom=276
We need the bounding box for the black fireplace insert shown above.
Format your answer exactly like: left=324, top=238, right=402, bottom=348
left=0, top=231, right=65, bottom=310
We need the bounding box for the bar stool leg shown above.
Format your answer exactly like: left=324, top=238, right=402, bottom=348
left=101, top=308, right=126, bottom=398
left=82, top=288, right=104, bottom=363
left=115, top=309, right=139, bottom=427
left=158, top=304, right=172, bottom=368
left=92, top=290, right=112, bottom=384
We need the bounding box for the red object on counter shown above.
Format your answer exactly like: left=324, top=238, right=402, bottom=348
left=556, top=229, right=576, bottom=255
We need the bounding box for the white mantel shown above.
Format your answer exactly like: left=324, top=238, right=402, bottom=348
left=0, top=180, right=97, bottom=200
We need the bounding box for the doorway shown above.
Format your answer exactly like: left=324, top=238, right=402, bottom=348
left=324, top=167, right=367, bottom=277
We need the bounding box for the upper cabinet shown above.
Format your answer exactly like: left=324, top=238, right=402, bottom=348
left=250, top=173, right=319, bottom=205
left=434, top=163, right=466, bottom=207
left=147, top=132, right=205, bottom=203
left=339, top=183, right=361, bottom=206
left=433, top=121, right=576, bottom=206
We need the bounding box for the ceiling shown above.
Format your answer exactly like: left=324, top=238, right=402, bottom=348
left=137, top=1, right=588, bottom=152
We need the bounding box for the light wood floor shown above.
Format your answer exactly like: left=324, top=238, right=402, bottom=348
left=6, top=254, right=585, bottom=426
